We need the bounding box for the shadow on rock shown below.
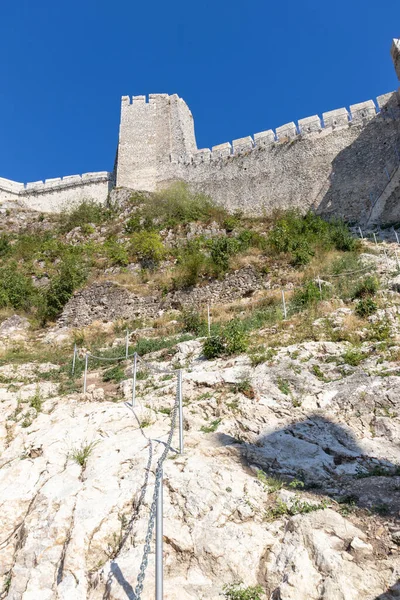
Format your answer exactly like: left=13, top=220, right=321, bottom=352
left=374, top=580, right=400, bottom=599
left=315, top=95, right=400, bottom=225
left=217, top=414, right=400, bottom=516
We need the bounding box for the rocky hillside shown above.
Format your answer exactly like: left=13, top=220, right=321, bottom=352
left=1, top=187, right=400, bottom=599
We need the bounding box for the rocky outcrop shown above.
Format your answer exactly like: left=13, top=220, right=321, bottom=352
left=1, top=339, right=400, bottom=599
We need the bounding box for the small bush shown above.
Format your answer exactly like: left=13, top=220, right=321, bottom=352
left=222, top=582, right=264, bottom=600
left=224, top=320, right=248, bottom=355
left=268, top=210, right=358, bottom=266
left=355, top=297, right=377, bottom=317
left=59, top=200, right=109, bottom=233
left=173, top=245, right=209, bottom=288
left=203, top=335, right=225, bottom=359
left=103, top=365, right=126, bottom=383
left=352, top=275, right=379, bottom=299
left=209, top=236, right=241, bottom=274
left=104, top=238, right=130, bottom=267
left=0, top=234, right=11, bottom=257
left=342, top=347, right=364, bottom=366
left=202, top=320, right=248, bottom=358
left=0, top=263, right=36, bottom=310
left=292, top=281, right=321, bottom=309
left=182, top=309, right=206, bottom=335
left=39, top=254, right=88, bottom=322
left=130, top=231, right=165, bottom=265
left=148, top=182, right=226, bottom=227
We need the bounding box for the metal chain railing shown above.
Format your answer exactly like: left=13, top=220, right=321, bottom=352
left=133, top=376, right=180, bottom=599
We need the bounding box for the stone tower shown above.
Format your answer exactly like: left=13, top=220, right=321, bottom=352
left=392, top=39, right=400, bottom=80
left=116, top=93, right=197, bottom=191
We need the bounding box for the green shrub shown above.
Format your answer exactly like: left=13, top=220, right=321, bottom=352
left=355, top=297, right=377, bottom=317
left=105, top=238, right=130, bottom=266
left=222, top=582, right=264, bottom=600
left=209, top=236, right=240, bottom=274
left=0, top=234, right=11, bottom=257
left=224, top=319, right=248, bottom=355
left=102, top=365, right=126, bottom=383
left=130, top=231, right=165, bottom=265
left=59, top=200, right=109, bottom=233
left=173, top=245, right=209, bottom=288
left=352, top=275, right=379, bottom=299
left=203, top=335, right=225, bottom=359
left=146, top=182, right=226, bottom=227
left=125, top=214, right=142, bottom=233
left=182, top=309, right=206, bottom=335
left=39, top=255, right=88, bottom=322
left=0, top=263, right=36, bottom=310
left=342, top=347, right=364, bottom=366
left=202, top=320, right=248, bottom=358
left=268, top=210, right=358, bottom=266
left=292, top=281, right=322, bottom=309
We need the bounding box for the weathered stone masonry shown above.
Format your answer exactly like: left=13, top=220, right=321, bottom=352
left=1, top=38, right=400, bottom=224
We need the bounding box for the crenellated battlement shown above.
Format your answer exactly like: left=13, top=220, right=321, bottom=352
left=173, top=92, right=399, bottom=165
left=0, top=172, right=112, bottom=195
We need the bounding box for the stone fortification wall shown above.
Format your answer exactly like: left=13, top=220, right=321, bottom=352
left=170, top=92, right=400, bottom=223
left=0, top=172, right=113, bottom=212
left=116, top=87, right=400, bottom=224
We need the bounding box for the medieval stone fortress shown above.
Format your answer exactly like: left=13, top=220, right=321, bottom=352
left=2, top=39, right=400, bottom=226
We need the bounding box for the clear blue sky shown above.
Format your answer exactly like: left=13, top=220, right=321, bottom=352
left=1, top=0, right=399, bottom=183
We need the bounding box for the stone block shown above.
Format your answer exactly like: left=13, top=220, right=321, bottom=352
left=298, top=115, right=322, bottom=134
left=193, top=149, right=211, bottom=164
left=211, top=142, right=232, bottom=159
left=254, top=130, right=275, bottom=147
left=275, top=122, right=297, bottom=141
left=322, top=108, right=349, bottom=128
left=26, top=181, right=45, bottom=191
left=350, top=100, right=376, bottom=123
left=391, top=38, right=400, bottom=80
left=232, top=136, right=254, bottom=153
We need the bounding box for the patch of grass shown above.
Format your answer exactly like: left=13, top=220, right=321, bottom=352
left=266, top=497, right=327, bottom=520
left=277, top=377, right=290, bottom=395
left=342, top=347, right=364, bottom=366
left=182, top=309, right=207, bottom=335
left=102, top=365, right=126, bottom=383
left=257, top=470, right=284, bottom=492
left=30, top=387, right=42, bottom=412
left=130, top=230, right=165, bottom=266
left=200, top=418, right=221, bottom=433
left=232, top=377, right=255, bottom=399
left=352, top=275, right=379, bottom=299
left=312, top=364, right=330, bottom=382
left=71, top=441, right=99, bottom=468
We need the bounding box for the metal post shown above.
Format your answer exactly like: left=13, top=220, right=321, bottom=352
left=385, top=166, right=390, bottom=181
left=281, top=290, right=287, bottom=320
left=207, top=303, right=211, bottom=336
left=317, top=275, right=322, bottom=297
left=72, top=343, right=77, bottom=375
left=125, top=329, right=129, bottom=359
left=395, top=230, right=400, bottom=245
left=83, top=353, right=88, bottom=394
left=396, top=249, right=400, bottom=270
left=178, top=370, right=184, bottom=455
left=132, top=352, right=137, bottom=407
left=155, top=468, right=163, bottom=600
left=358, top=227, right=363, bottom=239
left=383, top=248, right=390, bottom=269
left=373, top=232, right=378, bottom=245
